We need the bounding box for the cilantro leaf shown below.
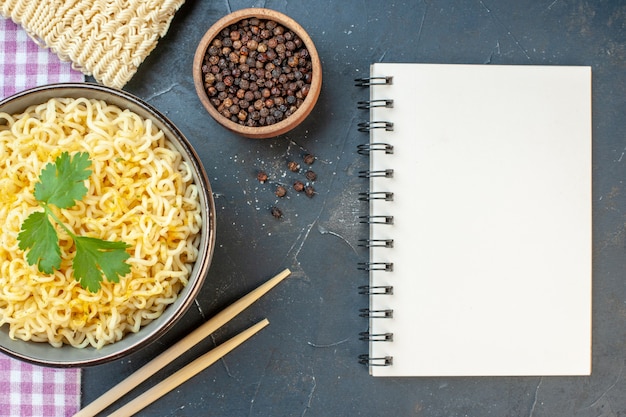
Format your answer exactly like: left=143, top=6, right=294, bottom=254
left=17, top=211, right=61, bottom=274
left=34, top=151, right=92, bottom=209
left=18, top=152, right=131, bottom=292
left=73, top=236, right=131, bottom=292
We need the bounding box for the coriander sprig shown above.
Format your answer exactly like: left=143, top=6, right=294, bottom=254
left=17, top=152, right=131, bottom=292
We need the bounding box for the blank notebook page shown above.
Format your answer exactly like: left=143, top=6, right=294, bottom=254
left=366, top=63, right=592, bottom=377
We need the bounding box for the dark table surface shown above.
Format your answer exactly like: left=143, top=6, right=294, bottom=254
left=82, top=1, right=626, bottom=416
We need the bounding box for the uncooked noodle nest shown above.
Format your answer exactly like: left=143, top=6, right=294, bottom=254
left=0, top=97, right=202, bottom=349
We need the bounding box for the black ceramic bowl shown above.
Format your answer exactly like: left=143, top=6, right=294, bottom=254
left=0, top=83, right=216, bottom=367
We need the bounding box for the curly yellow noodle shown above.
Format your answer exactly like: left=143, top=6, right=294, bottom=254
left=0, top=97, right=202, bottom=348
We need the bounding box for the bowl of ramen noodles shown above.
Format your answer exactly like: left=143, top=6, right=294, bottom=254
left=0, top=83, right=216, bottom=367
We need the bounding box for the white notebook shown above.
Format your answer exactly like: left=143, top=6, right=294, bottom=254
left=357, top=63, right=592, bottom=377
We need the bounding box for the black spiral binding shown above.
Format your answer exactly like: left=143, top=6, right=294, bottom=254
left=357, top=121, right=394, bottom=132
left=356, top=74, right=395, bottom=368
left=357, top=99, right=394, bottom=110
left=358, top=169, right=394, bottom=179
left=359, top=215, right=394, bottom=225
left=359, top=331, right=394, bottom=342
left=358, top=262, right=394, bottom=272
left=358, top=239, right=394, bottom=248
left=359, top=308, right=394, bottom=318
left=358, top=191, right=394, bottom=201
left=356, top=143, right=394, bottom=155
left=354, top=76, right=393, bottom=87
left=358, top=285, right=393, bottom=295
left=358, top=354, right=394, bottom=366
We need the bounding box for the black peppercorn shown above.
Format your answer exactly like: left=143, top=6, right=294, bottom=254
left=257, top=170, right=268, bottom=183
left=305, top=170, right=317, bottom=181
left=271, top=206, right=283, bottom=218
left=293, top=180, right=305, bottom=192
left=247, top=39, right=258, bottom=50
left=287, top=161, right=300, bottom=172
left=275, top=185, right=287, bottom=197
left=303, top=153, right=315, bottom=165
left=287, top=56, right=299, bottom=68
left=305, top=185, right=315, bottom=198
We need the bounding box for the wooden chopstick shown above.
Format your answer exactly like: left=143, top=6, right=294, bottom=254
left=107, top=318, right=270, bottom=417
left=73, top=268, right=291, bottom=417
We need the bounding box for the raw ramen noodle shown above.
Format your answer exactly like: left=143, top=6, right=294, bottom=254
left=0, top=97, right=202, bottom=348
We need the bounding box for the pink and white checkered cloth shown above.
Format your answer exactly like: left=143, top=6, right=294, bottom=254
left=0, top=17, right=83, bottom=417
left=0, top=17, right=83, bottom=99
left=0, top=360, right=81, bottom=417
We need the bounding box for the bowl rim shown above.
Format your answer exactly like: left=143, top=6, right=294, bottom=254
left=0, top=82, right=216, bottom=367
left=193, top=7, right=322, bottom=139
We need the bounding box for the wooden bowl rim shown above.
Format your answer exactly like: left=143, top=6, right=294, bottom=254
left=193, top=8, right=322, bottom=139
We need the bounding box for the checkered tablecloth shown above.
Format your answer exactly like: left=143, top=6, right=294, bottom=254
left=0, top=17, right=83, bottom=417
left=0, top=17, right=84, bottom=98
left=0, top=360, right=81, bottom=417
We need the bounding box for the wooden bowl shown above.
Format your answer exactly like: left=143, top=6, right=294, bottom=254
left=193, top=8, right=322, bottom=139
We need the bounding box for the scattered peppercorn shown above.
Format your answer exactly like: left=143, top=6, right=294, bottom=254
left=287, top=161, right=300, bottom=172
left=257, top=170, right=268, bottom=183
left=201, top=18, right=313, bottom=127
left=256, top=151, right=321, bottom=217
left=275, top=185, right=287, bottom=197
left=293, top=180, right=305, bottom=192
left=303, top=153, right=315, bottom=165
left=271, top=206, right=283, bottom=218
